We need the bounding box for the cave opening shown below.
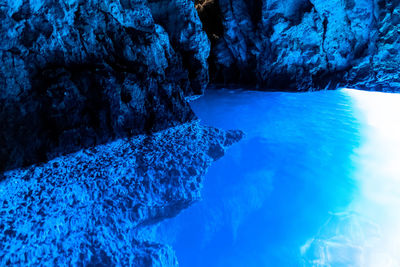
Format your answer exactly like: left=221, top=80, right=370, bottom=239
left=194, top=0, right=224, bottom=44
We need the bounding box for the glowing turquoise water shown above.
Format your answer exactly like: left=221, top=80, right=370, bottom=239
left=158, top=89, right=400, bottom=266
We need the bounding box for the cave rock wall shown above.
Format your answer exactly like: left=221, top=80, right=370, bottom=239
left=0, top=0, right=209, bottom=172
left=200, top=0, right=400, bottom=91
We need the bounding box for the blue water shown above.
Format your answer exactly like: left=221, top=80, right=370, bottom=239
left=158, top=89, right=400, bottom=266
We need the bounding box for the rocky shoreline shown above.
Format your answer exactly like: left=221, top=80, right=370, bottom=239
left=0, top=122, right=243, bottom=266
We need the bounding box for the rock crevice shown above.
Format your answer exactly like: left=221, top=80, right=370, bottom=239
left=195, top=0, right=400, bottom=91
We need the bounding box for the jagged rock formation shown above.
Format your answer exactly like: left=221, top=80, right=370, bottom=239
left=0, top=122, right=243, bottom=266
left=0, top=0, right=209, bottom=172
left=3, top=0, right=400, bottom=173
left=0, top=1, right=219, bottom=265
left=197, top=0, right=400, bottom=91
left=148, top=0, right=210, bottom=95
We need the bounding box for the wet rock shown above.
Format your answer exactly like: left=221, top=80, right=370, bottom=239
left=0, top=121, right=243, bottom=266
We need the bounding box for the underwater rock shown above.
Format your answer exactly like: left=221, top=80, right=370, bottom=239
left=0, top=0, right=200, bottom=172
left=198, top=0, right=400, bottom=91
left=0, top=122, right=243, bottom=266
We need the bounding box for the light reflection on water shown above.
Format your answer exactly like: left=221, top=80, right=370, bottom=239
left=158, top=88, right=400, bottom=266
left=302, top=89, right=400, bottom=266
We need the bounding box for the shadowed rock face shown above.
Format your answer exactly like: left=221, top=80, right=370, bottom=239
left=148, top=0, right=210, bottom=95
left=0, top=1, right=224, bottom=265
left=196, top=0, right=400, bottom=91
left=0, top=0, right=210, bottom=172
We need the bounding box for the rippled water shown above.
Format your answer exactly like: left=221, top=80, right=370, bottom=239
left=158, top=88, right=400, bottom=266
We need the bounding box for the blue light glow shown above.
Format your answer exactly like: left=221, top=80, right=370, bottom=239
left=302, top=89, right=400, bottom=266
left=158, top=88, right=400, bottom=266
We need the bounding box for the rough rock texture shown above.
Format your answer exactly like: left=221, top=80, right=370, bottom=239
left=0, top=0, right=209, bottom=172
left=0, top=122, right=243, bottom=266
left=148, top=0, right=210, bottom=95
left=198, top=0, right=400, bottom=91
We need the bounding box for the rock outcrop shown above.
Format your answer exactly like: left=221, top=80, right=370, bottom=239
left=0, top=122, right=243, bottom=266
left=197, top=0, right=400, bottom=91
left=4, top=0, right=400, bottom=174
left=148, top=0, right=210, bottom=95
left=0, top=1, right=219, bottom=265
left=0, top=0, right=209, bottom=172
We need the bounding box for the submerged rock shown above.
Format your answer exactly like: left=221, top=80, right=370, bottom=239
left=0, top=122, right=243, bottom=266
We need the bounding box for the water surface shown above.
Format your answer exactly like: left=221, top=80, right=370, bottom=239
left=158, top=89, right=400, bottom=266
